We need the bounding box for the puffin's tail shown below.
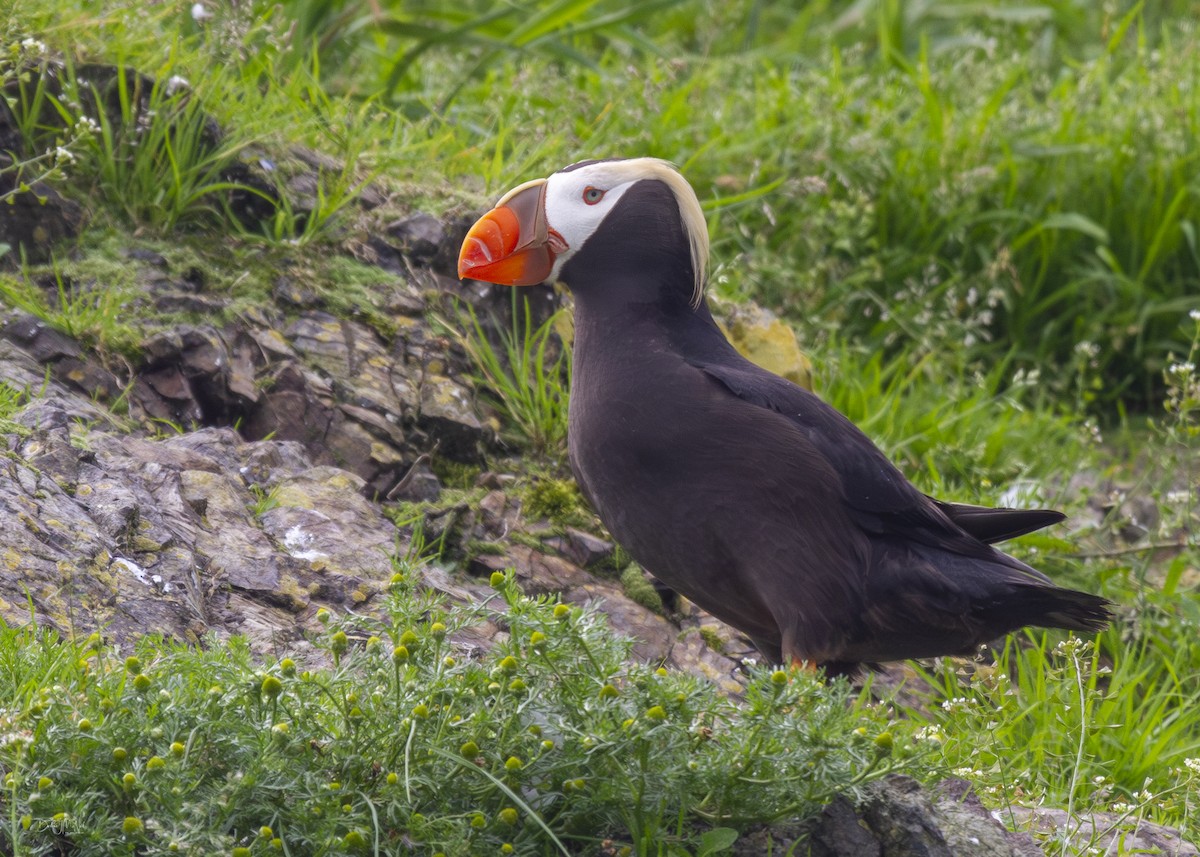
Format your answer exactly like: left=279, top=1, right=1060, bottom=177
left=984, top=584, right=1113, bottom=635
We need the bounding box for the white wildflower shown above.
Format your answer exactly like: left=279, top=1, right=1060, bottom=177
left=1168, top=361, right=1196, bottom=376
left=1190, top=308, right=1200, bottom=322
left=191, top=2, right=212, bottom=21
left=915, top=726, right=945, bottom=743
left=1184, top=757, right=1200, bottom=774
left=75, top=115, right=101, bottom=136
left=941, top=696, right=973, bottom=713
left=52, top=145, right=75, bottom=165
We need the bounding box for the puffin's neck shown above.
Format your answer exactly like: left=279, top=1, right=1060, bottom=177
left=571, top=282, right=735, bottom=368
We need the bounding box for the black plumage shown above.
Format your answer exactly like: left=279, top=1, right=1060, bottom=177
left=458, top=159, right=1111, bottom=675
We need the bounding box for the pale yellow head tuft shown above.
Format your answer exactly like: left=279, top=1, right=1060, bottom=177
left=555, top=158, right=710, bottom=304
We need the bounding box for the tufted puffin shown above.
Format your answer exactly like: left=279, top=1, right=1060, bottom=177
left=457, top=157, right=1111, bottom=675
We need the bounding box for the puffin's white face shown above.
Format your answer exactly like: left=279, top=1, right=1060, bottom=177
left=540, top=161, right=644, bottom=282
left=457, top=157, right=709, bottom=301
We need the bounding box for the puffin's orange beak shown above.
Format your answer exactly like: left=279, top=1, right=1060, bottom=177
left=457, top=179, right=566, bottom=286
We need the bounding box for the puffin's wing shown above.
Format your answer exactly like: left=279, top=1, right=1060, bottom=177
left=692, top=359, right=1055, bottom=556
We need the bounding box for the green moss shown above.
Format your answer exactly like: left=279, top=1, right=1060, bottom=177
left=304, top=255, right=400, bottom=339
left=465, top=539, right=507, bottom=557
left=620, top=564, right=664, bottom=615
left=697, top=627, right=726, bottom=654
left=431, top=458, right=481, bottom=491
left=521, top=478, right=587, bottom=528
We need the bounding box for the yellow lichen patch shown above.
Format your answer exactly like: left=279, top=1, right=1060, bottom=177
left=714, top=298, right=813, bottom=390
left=270, top=484, right=316, bottom=509
left=368, top=441, right=404, bottom=465
left=274, top=575, right=312, bottom=612
left=312, top=320, right=340, bottom=342
left=132, top=536, right=162, bottom=553
left=77, top=557, right=118, bottom=592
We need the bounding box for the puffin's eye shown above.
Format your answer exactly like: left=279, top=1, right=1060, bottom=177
left=582, top=186, right=605, bottom=205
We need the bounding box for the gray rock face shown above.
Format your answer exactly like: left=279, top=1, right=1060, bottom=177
left=797, top=777, right=1043, bottom=857
left=0, top=404, right=401, bottom=644
left=1007, top=805, right=1199, bottom=857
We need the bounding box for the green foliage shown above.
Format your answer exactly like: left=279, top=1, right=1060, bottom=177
left=0, top=42, right=91, bottom=214
left=619, top=564, right=664, bottom=614
left=273, top=0, right=688, bottom=109
left=12, top=1, right=1200, bottom=406
left=521, top=477, right=587, bottom=527
left=456, top=296, right=572, bottom=457
left=0, top=378, right=33, bottom=434
left=912, top=626, right=1200, bottom=852
left=246, top=484, right=282, bottom=518
left=0, top=574, right=921, bottom=855
left=0, top=266, right=141, bottom=359
left=66, top=60, right=251, bottom=230
left=819, top=340, right=1085, bottom=498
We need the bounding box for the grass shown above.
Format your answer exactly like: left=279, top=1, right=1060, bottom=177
left=0, top=570, right=921, bottom=856
left=8, top=3, right=1199, bottom=411
left=915, top=628, right=1200, bottom=855
left=454, top=294, right=572, bottom=458
left=3, top=0, right=1200, bottom=853
left=0, top=265, right=141, bottom=360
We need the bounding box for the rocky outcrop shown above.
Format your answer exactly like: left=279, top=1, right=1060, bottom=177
left=1008, top=805, right=1199, bottom=857
left=799, top=777, right=1044, bottom=857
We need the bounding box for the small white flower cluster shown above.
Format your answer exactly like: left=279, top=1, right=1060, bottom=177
left=941, top=696, right=976, bottom=714
left=1168, top=361, right=1196, bottom=377
left=1053, top=636, right=1091, bottom=658
left=1190, top=308, right=1200, bottom=322
left=914, top=725, right=945, bottom=743
left=1074, top=340, right=1101, bottom=365
left=20, top=37, right=48, bottom=56
left=1184, top=757, right=1200, bottom=774
left=952, top=766, right=985, bottom=780
left=74, top=115, right=101, bottom=136
left=0, top=728, right=32, bottom=752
